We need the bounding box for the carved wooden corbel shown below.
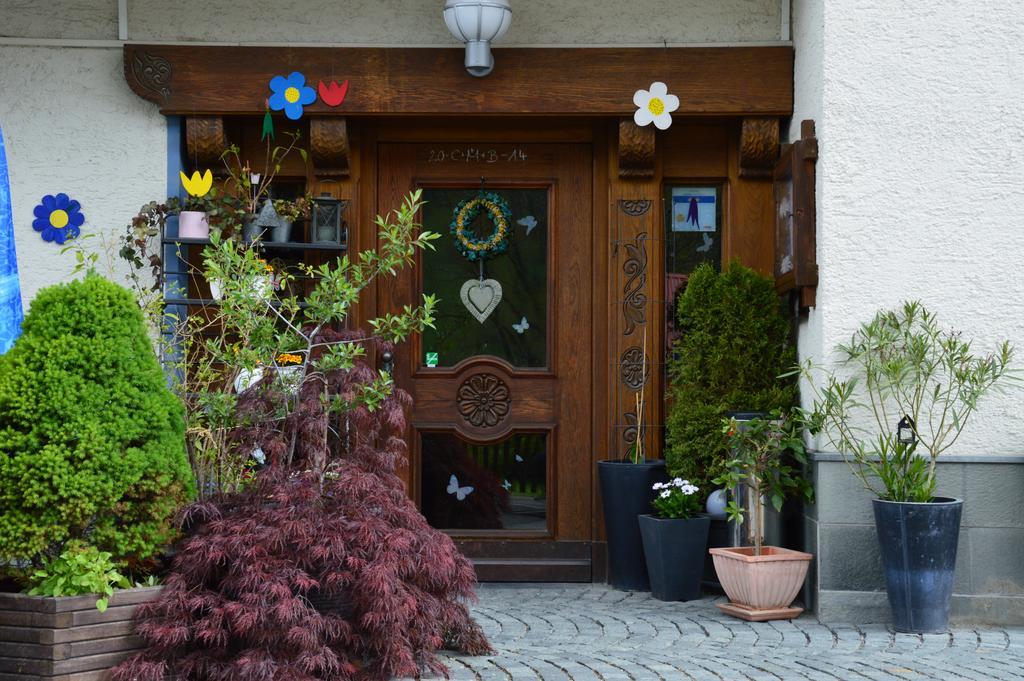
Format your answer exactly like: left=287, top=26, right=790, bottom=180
left=184, top=116, right=227, bottom=171
left=618, top=118, right=655, bottom=179
left=310, top=117, right=350, bottom=179
left=739, top=117, right=780, bottom=179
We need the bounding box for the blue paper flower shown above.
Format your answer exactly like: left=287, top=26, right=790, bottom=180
left=267, top=72, right=317, bottom=121
left=32, top=193, right=84, bottom=244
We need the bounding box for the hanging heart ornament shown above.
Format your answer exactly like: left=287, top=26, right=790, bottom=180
left=460, top=279, right=503, bottom=323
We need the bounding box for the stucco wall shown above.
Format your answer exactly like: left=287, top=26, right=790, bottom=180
left=791, top=0, right=1024, bottom=455
left=0, top=1, right=118, bottom=41
left=0, top=46, right=166, bottom=304
left=3, top=0, right=783, bottom=45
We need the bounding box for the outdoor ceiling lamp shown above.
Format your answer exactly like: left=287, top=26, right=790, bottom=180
left=443, top=0, right=512, bottom=77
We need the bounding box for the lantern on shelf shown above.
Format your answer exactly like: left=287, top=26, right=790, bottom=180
left=311, top=195, right=347, bottom=245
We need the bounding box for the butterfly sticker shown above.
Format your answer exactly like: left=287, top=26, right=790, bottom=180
left=517, top=215, right=538, bottom=236
left=502, top=479, right=512, bottom=491
left=512, top=317, right=530, bottom=334
left=447, top=474, right=474, bottom=501
left=696, top=233, right=714, bottom=253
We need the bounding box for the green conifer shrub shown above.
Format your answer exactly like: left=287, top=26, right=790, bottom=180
left=665, top=262, right=797, bottom=490
left=0, top=275, right=193, bottom=574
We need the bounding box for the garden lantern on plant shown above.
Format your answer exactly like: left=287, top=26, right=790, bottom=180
left=897, top=415, right=917, bottom=446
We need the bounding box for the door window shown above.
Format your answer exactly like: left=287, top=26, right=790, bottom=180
left=420, top=188, right=548, bottom=368
left=420, top=431, right=548, bottom=531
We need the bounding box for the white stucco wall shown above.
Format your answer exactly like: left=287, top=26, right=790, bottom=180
left=0, top=46, right=166, bottom=304
left=791, top=0, right=1024, bottom=454
left=2, top=0, right=783, bottom=45
left=0, top=1, right=118, bottom=40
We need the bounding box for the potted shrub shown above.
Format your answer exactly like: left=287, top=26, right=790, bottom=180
left=271, top=194, right=312, bottom=242
left=798, top=301, right=1015, bottom=633
left=639, top=478, right=709, bottom=601
left=709, top=412, right=814, bottom=621
left=598, top=329, right=668, bottom=591
left=0, top=275, right=192, bottom=677
left=664, top=262, right=797, bottom=584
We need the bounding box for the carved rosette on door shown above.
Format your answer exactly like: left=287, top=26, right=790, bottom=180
left=457, top=373, right=510, bottom=428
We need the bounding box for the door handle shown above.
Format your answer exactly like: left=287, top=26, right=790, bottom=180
left=380, top=350, right=394, bottom=377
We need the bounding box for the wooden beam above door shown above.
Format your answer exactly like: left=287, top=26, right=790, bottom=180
left=123, top=45, right=793, bottom=117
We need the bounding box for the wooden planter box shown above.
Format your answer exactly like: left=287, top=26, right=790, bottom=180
left=0, top=586, right=160, bottom=680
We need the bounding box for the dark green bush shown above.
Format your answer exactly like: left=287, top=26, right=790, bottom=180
left=665, top=262, right=797, bottom=491
left=0, top=275, right=193, bottom=574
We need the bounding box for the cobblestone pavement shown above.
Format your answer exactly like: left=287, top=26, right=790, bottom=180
left=438, top=584, right=1024, bottom=680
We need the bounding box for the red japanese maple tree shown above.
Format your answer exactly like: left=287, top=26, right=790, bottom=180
left=112, top=331, right=491, bottom=681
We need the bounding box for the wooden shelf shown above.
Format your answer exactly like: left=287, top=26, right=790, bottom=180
left=164, top=296, right=312, bottom=309
left=162, top=237, right=346, bottom=252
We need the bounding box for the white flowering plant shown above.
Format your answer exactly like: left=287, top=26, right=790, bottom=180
left=650, top=478, right=702, bottom=520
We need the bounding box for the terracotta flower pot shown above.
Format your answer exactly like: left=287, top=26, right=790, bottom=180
left=709, top=545, right=812, bottom=621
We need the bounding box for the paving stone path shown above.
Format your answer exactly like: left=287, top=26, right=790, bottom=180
left=438, top=584, right=1024, bottom=680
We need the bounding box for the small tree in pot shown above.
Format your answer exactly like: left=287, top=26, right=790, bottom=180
left=710, top=412, right=813, bottom=621
left=797, top=301, right=1015, bottom=633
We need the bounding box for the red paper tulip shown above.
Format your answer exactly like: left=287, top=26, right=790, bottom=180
left=318, top=79, right=349, bottom=107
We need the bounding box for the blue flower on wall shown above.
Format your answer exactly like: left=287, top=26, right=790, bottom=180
left=267, top=72, right=317, bottom=120
left=32, top=193, right=84, bottom=244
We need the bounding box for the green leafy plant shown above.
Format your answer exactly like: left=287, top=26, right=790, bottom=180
left=796, top=301, right=1015, bottom=502
left=26, top=542, right=131, bottom=612
left=161, top=190, right=438, bottom=499
left=665, top=262, right=797, bottom=490
left=221, top=131, right=307, bottom=217
left=650, top=478, right=702, bottom=519
left=272, top=194, right=312, bottom=221
left=0, top=275, right=194, bottom=574
left=715, top=413, right=813, bottom=555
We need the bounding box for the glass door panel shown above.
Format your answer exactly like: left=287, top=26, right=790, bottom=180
left=420, top=431, right=548, bottom=531
left=420, top=188, right=548, bottom=368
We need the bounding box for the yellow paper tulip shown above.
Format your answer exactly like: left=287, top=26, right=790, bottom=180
left=180, top=169, right=213, bottom=198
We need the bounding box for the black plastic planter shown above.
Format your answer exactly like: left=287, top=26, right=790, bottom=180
left=597, top=459, right=668, bottom=590
left=639, top=514, right=711, bottom=601
left=872, top=497, right=964, bottom=633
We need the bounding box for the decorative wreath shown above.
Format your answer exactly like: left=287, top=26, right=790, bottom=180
left=450, top=192, right=512, bottom=262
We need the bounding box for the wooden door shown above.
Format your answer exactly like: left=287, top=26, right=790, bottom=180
left=378, top=142, right=593, bottom=581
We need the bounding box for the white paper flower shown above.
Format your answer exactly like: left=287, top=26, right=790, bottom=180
left=633, top=82, right=679, bottom=130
